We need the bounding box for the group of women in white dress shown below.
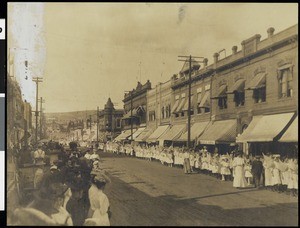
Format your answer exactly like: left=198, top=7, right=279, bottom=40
left=262, top=153, right=298, bottom=195
left=105, top=141, right=298, bottom=196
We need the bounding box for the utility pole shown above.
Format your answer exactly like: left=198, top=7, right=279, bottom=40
left=32, top=77, right=43, bottom=145
left=97, top=106, right=99, bottom=144
left=38, top=97, right=45, bottom=139
left=89, top=115, right=92, bottom=130
left=130, top=95, right=133, bottom=141
left=178, top=55, right=204, bottom=148
left=125, top=91, right=133, bottom=141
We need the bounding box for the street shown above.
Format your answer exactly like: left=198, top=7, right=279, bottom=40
left=99, top=152, right=298, bottom=226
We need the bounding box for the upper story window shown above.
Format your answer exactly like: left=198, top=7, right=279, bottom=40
left=198, top=86, right=210, bottom=114
left=278, top=66, right=293, bottom=98
left=165, top=105, right=170, bottom=118
left=247, top=72, right=266, bottom=104
left=212, top=84, right=227, bottom=110
left=149, top=111, right=155, bottom=121
left=171, top=96, right=180, bottom=116
left=227, top=79, right=245, bottom=107
left=182, top=94, right=194, bottom=115
left=161, top=107, right=165, bottom=119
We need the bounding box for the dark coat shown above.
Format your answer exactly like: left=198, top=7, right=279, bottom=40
left=251, top=160, right=263, bottom=176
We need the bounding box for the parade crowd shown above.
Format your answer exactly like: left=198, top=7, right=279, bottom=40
left=105, top=141, right=298, bottom=196
left=11, top=142, right=112, bottom=226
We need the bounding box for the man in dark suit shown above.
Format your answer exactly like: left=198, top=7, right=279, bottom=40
left=251, top=156, right=263, bottom=188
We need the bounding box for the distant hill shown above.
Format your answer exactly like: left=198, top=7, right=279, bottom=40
left=45, top=110, right=100, bottom=124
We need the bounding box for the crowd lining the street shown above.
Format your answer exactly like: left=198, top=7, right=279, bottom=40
left=10, top=142, right=111, bottom=226
left=105, top=141, right=298, bottom=196
left=9, top=139, right=298, bottom=226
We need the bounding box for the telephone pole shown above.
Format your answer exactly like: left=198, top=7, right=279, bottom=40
left=96, top=106, right=99, bottom=144
left=89, top=115, right=92, bottom=130
left=38, top=97, right=45, bottom=139
left=125, top=91, right=133, bottom=141
left=178, top=55, right=204, bottom=148
left=32, top=77, right=43, bottom=145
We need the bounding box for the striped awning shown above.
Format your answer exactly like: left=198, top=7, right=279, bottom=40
left=146, top=125, right=170, bottom=143
left=182, top=95, right=194, bottom=111
left=227, top=79, right=245, bottom=94
left=159, top=124, right=186, bottom=142
left=245, top=112, right=294, bottom=142
left=135, top=127, right=155, bottom=142
left=279, top=116, right=298, bottom=142
left=175, top=121, right=210, bottom=142
left=171, top=99, right=180, bottom=113
left=247, top=73, right=266, bottom=90
left=198, top=119, right=237, bottom=145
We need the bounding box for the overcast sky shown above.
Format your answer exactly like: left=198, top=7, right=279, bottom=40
left=8, top=3, right=298, bottom=113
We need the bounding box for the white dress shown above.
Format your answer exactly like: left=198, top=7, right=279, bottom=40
left=244, top=163, right=253, bottom=178
left=280, top=160, right=289, bottom=185
left=88, top=184, right=110, bottom=226
left=232, top=157, right=247, bottom=188
left=263, top=157, right=274, bottom=186
left=272, top=161, right=282, bottom=185
left=287, top=160, right=298, bottom=190
left=220, top=160, right=231, bottom=175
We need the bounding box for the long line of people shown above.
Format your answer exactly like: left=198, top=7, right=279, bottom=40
left=105, top=141, right=298, bottom=197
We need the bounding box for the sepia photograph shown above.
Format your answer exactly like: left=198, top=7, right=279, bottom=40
left=6, top=2, right=298, bottom=226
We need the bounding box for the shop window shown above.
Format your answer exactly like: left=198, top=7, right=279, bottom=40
left=218, top=97, right=227, bottom=109
left=234, top=91, right=245, bottom=107
left=253, top=86, right=266, bottom=103
left=278, top=68, right=293, bottom=98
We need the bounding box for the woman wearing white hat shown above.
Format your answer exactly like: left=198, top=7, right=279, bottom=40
left=86, top=174, right=111, bottom=226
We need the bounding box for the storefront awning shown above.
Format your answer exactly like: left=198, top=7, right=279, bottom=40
left=227, top=79, right=245, bottom=94
left=175, top=97, right=187, bottom=113
left=132, top=127, right=146, bottom=140
left=146, top=125, right=170, bottom=143
left=159, top=124, right=186, bottom=142
left=246, top=112, right=294, bottom=142
left=175, top=121, right=210, bottom=142
left=114, top=129, right=137, bottom=141
left=247, top=73, right=266, bottom=90
left=198, top=90, right=210, bottom=108
left=279, top=116, right=298, bottom=142
left=182, top=95, right=194, bottom=111
left=198, top=119, right=237, bottom=145
left=171, top=99, right=180, bottom=113
left=236, top=115, right=264, bottom=143
left=135, top=127, right=155, bottom=142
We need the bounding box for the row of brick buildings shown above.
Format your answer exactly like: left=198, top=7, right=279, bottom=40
left=7, top=76, right=33, bottom=152
left=105, top=24, right=298, bottom=156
